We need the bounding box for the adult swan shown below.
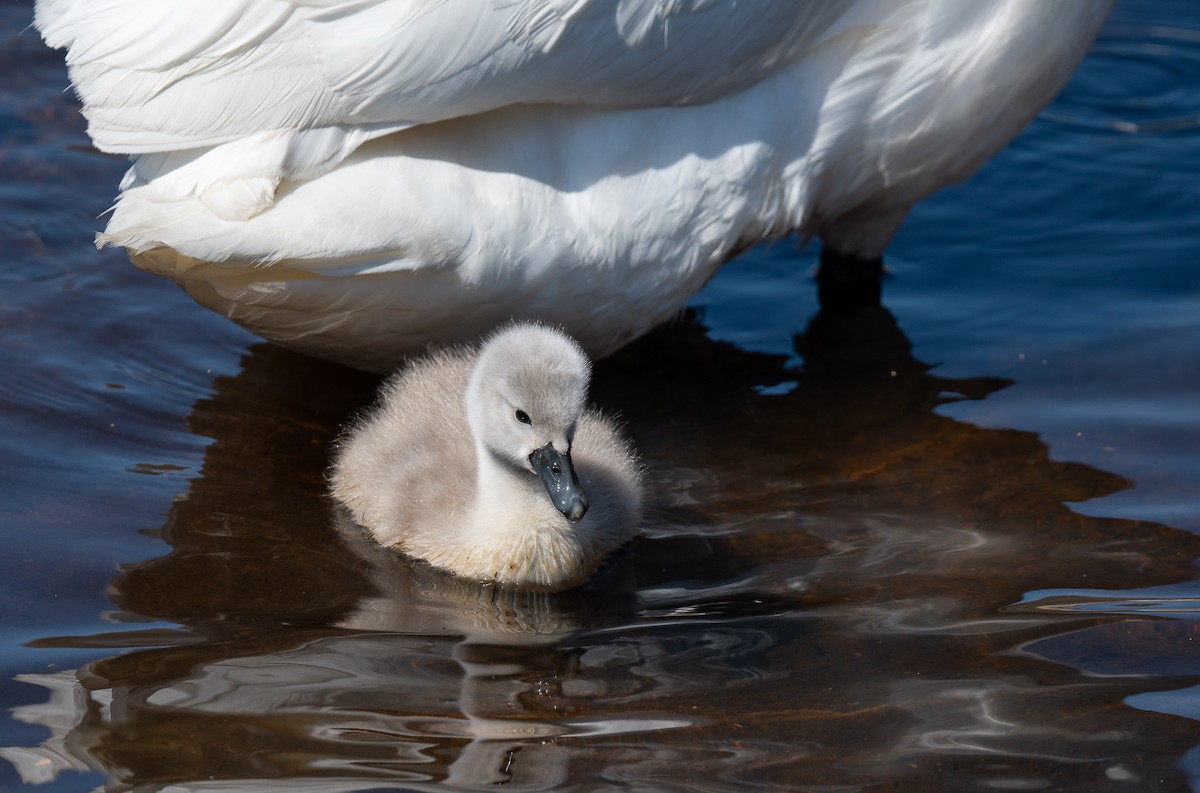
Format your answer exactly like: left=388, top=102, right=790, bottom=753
left=36, top=1, right=1114, bottom=371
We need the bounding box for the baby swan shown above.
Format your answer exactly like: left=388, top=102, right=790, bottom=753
left=331, top=323, right=643, bottom=591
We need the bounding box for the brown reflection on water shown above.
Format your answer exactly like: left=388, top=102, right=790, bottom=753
left=7, top=308, right=1200, bottom=791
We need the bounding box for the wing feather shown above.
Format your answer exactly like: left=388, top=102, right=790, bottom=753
left=37, top=0, right=857, bottom=153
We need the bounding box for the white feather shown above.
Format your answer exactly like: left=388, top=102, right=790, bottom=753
left=36, top=0, right=1115, bottom=370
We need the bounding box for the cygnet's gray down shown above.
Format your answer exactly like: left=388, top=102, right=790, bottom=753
left=331, top=323, right=643, bottom=591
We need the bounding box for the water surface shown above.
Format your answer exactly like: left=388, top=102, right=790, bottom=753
left=2, top=1, right=1200, bottom=790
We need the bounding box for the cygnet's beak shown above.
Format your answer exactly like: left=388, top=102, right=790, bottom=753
left=529, top=443, right=589, bottom=522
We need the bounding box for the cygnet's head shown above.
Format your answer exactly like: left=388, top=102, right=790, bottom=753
left=465, top=324, right=592, bottom=521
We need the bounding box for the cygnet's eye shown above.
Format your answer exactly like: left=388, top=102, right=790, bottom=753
left=515, top=409, right=532, bottom=425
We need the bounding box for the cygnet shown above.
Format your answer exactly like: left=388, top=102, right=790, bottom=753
left=331, top=323, right=643, bottom=591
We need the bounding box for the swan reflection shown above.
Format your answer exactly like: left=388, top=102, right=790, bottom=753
left=6, top=307, right=1200, bottom=791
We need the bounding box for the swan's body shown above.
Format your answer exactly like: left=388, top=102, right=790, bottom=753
left=331, top=323, right=642, bottom=591
left=36, top=1, right=1114, bottom=370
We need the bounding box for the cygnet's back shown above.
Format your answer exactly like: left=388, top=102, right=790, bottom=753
left=331, top=324, right=643, bottom=591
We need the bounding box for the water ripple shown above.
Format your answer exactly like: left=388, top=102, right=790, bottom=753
left=1013, top=585, right=1200, bottom=618
left=1044, top=23, right=1200, bottom=135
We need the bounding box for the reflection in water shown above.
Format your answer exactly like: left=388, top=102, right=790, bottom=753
left=6, top=308, right=1200, bottom=792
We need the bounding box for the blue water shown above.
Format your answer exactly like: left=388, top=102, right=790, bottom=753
left=2, top=1, right=1200, bottom=790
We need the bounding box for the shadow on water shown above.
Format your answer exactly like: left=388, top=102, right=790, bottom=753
left=5, top=308, right=1200, bottom=792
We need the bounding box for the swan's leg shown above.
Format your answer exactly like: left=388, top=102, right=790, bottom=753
left=816, top=247, right=885, bottom=311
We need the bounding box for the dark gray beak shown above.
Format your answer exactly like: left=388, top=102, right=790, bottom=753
left=529, top=443, right=589, bottom=522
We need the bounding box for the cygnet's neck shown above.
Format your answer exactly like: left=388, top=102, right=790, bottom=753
left=468, top=439, right=556, bottom=542
left=454, top=436, right=597, bottom=589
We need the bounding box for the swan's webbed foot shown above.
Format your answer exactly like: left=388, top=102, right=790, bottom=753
left=816, top=247, right=885, bottom=311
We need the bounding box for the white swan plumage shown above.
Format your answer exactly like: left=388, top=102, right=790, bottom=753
left=35, top=0, right=1114, bottom=370
left=331, top=322, right=642, bottom=591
